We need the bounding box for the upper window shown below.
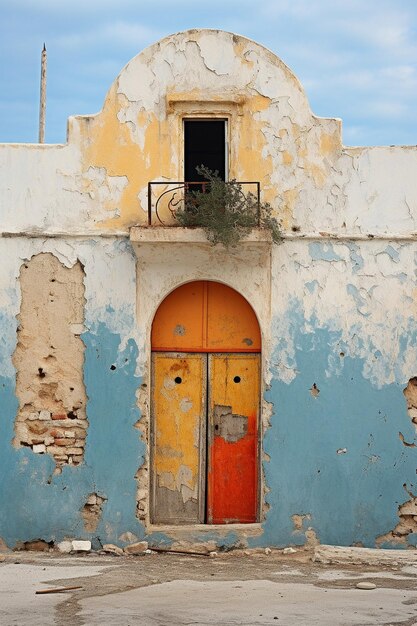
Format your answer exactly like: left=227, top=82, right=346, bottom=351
left=184, top=119, right=227, bottom=182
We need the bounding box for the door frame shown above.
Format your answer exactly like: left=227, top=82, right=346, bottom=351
left=150, top=351, right=261, bottom=525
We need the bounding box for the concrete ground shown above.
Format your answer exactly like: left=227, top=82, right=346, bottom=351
left=1, top=549, right=417, bottom=626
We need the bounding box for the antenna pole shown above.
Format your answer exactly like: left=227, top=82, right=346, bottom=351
left=38, top=44, right=47, bottom=143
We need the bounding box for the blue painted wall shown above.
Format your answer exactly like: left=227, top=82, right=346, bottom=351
left=1, top=295, right=417, bottom=549
left=257, top=306, right=417, bottom=549
left=0, top=323, right=145, bottom=548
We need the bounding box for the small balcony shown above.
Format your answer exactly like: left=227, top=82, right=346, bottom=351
left=147, top=180, right=261, bottom=226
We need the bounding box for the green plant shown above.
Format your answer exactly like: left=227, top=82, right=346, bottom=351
left=174, top=166, right=282, bottom=248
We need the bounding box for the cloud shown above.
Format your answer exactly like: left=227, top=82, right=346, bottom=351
left=2, top=0, right=417, bottom=145
left=52, top=21, right=161, bottom=51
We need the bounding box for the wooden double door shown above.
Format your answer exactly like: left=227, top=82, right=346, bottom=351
left=151, top=352, right=260, bottom=524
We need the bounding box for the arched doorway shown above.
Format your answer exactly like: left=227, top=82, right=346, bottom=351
left=151, top=281, right=261, bottom=525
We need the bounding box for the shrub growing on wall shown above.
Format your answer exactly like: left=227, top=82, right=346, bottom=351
left=174, top=166, right=282, bottom=248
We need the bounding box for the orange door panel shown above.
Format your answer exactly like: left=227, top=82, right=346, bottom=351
left=206, top=282, right=261, bottom=352
left=152, top=281, right=261, bottom=352
left=207, top=354, right=260, bottom=524
left=151, top=282, right=206, bottom=352
left=151, top=353, right=206, bottom=524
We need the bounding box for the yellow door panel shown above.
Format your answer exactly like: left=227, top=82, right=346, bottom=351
left=151, top=353, right=206, bottom=523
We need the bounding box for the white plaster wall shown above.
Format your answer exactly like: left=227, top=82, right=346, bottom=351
left=1, top=29, right=417, bottom=237
left=131, top=229, right=271, bottom=375
left=0, top=238, right=138, bottom=379
left=271, top=240, right=417, bottom=388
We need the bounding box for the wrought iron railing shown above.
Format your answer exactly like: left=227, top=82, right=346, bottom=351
left=147, top=181, right=261, bottom=226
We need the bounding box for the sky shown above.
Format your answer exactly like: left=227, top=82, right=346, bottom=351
left=1, top=0, right=417, bottom=146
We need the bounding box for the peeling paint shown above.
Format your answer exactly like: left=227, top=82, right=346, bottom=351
left=13, top=253, right=87, bottom=467
left=2, top=29, right=417, bottom=550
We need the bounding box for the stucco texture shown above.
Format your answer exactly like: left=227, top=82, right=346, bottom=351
left=0, top=30, right=417, bottom=549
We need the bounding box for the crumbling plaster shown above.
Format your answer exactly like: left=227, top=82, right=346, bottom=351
left=270, top=240, right=417, bottom=388
left=13, top=253, right=87, bottom=467
left=1, top=29, right=417, bottom=549
left=1, top=30, right=417, bottom=237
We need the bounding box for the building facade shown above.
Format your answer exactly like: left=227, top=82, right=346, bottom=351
left=1, top=29, right=417, bottom=550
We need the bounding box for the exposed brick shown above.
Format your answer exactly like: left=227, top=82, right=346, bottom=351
left=28, top=421, right=48, bottom=435
left=50, top=429, right=64, bottom=438
left=66, top=447, right=84, bottom=455
left=46, top=445, right=70, bottom=455
left=54, top=438, right=75, bottom=446
left=52, top=413, right=67, bottom=421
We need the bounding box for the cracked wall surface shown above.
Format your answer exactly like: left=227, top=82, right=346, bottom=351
left=81, top=493, right=107, bottom=532
left=13, top=253, right=87, bottom=467
left=375, top=379, right=417, bottom=546
left=1, top=29, right=417, bottom=238
left=2, top=29, right=417, bottom=549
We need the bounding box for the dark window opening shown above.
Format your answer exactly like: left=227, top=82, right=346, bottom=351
left=184, top=120, right=226, bottom=183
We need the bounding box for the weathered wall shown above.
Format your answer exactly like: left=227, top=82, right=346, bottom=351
left=1, top=29, right=417, bottom=550
left=0, top=238, right=145, bottom=547
left=13, top=253, right=87, bottom=467
left=258, top=240, right=417, bottom=549
left=2, top=30, right=417, bottom=238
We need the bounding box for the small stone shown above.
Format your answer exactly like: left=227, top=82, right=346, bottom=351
left=119, top=532, right=138, bottom=544
left=209, top=551, right=218, bottom=558
left=356, top=582, right=376, bottom=590
left=39, top=410, right=51, bottom=421
left=86, top=494, right=97, bottom=505
left=265, top=547, right=272, bottom=555
left=28, top=422, right=48, bottom=435
left=28, top=412, right=40, bottom=421
left=145, top=549, right=152, bottom=554
left=124, top=541, right=148, bottom=555
left=102, top=543, right=124, bottom=556
left=57, top=540, right=72, bottom=554
left=33, top=444, right=46, bottom=454
left=71, top=540, right=91, bottom=552
left=283, top=547, right=297, bottom=554
left=64, top=431, right=76, bottom=438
